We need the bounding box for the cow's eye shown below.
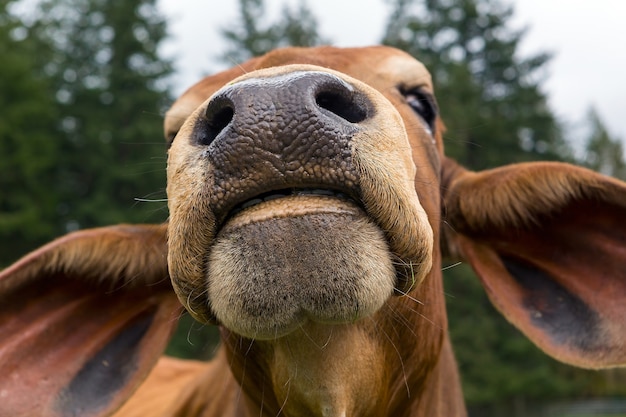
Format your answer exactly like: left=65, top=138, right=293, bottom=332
left=401, top=88, right=437, bottom=133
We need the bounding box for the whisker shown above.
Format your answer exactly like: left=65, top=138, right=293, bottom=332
left=407, top=305, right=444, bottom=332
left=259, top=382, right=266, bottom=417
left=442, top=261, right=462, bottom=271
left=185, top=291, right=201, bottom=316
left=374, top=316, right=411, bottom=398
left=394, top=287, right=425, bottom=306
left=385, top=305, right=418, bottom=338
left=442, top=220, right=458, bottom=233
left=185, top=321, right=197, bottom=346
left=134, top=197, right=169, bottom=203
left=234, top=354, right=248, bottom=412
left=225, top=55, right=249, bottom=75
left=297, top=322, right=333, bottom=350
left=275, top=371, right=292, bottom=417
left=244, top=336, right=256, bottom=357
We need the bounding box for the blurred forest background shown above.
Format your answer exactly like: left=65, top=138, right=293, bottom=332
left=2, top=0, right=625, bottom=415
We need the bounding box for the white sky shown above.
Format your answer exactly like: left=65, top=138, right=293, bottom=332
left=158, top=0, right=626, bottom=148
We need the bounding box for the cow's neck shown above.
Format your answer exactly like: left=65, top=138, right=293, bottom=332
left=221, top=324, right=386, bottom=416
left=218, top=269, right=465, bottom=416
left=265, top=323, right=389, bottom=416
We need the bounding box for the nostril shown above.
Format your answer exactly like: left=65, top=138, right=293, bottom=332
left=315, top=89, right=368, bottom=124
left=209, top=106, right=234, bottom=139
left=197, top=97, right=235, bottom=146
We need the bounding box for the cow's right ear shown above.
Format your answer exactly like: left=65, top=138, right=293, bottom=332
left=0, top=224, right=181, bottom=417
left=441, top=157, right=626, bottom=370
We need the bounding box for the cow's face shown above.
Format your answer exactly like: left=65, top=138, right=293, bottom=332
left=165, top=46, right=441, bottom=340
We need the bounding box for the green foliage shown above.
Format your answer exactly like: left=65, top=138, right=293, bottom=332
left=581, top=107, right=626, bottom=180
left=1, top=0, right=173, bottom=259
left=28, top=0, right=172, bottom=232
left=220, top=0, right=330, bottom=64
left=165, top=314, right=221, bottom=360
left=383, top=0, right=570, bottom=170
left=0, top=0, right=63, bottom=264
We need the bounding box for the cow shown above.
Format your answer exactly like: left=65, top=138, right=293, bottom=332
left=1, top=45, right=626, bottom=417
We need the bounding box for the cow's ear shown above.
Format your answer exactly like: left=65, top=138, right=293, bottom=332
left=0, top=224, right=181, bottom=417
left=442, top=158, right=626, bottom=369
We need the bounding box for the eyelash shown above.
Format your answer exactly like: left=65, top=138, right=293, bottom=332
left=401, top=88, right=437, bottom=133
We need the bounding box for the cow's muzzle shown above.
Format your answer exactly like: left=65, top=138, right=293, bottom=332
left=166, top=65, right=433, bottom=337
left=192, top=70, right=376, bottom=225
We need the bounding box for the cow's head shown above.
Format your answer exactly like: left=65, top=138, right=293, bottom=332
left=166, top=48, right=438, bottom=337
left=2, top=46, right=626, bottom=417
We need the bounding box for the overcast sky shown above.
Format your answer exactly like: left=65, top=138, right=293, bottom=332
left=158, top=0, right=626, bottom=149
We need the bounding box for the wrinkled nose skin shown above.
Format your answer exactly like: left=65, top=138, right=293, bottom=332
left=191, top=71, right=375, bottom=219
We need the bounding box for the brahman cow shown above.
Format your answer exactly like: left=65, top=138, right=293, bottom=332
left=1, top=46, right=626, bottom=417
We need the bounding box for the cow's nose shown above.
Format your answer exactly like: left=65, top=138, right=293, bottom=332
left=196, top=70, right=372, bottom=147
left=195, top=70, right=374, bottom=217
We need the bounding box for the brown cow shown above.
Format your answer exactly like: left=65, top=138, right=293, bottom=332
left=1, top=46, right=626, bottom=417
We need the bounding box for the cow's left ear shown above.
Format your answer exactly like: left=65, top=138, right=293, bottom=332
left=442, top=158, right=626, bottom=369
left=0, top=224, right=181, bottom=417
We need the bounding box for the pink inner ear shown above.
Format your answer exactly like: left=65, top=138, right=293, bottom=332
left=0, top=273, right=180, bottom=417
left=456, top=198, right=626, bottom=369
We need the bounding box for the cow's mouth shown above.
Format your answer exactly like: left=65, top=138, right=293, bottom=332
left=206, top=186, right=397, bottom=340
left=221, top=187, right=361, bottom=228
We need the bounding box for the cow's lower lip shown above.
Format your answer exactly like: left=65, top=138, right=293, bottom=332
left=206, top=195, right=397, bottom=340
left=221, top=194, right=365, bottom=229
left=232, top=188, right=356, bottom=215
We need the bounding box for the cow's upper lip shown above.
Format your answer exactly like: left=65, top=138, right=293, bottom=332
left=224, top=187, right=362, bottom=225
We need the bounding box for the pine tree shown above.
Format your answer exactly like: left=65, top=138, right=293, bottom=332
left=220, top=0, right=328, bottom=64
left=0, top=0, right=62, bottom=265
left=582, top=107, right=626, bottom=180
left=383, top=0, right=569, bottom=170
left=29, top=0, right=172, bottom=231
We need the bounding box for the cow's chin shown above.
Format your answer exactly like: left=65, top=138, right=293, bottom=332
left=206, top=195, right=396, bottom=340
